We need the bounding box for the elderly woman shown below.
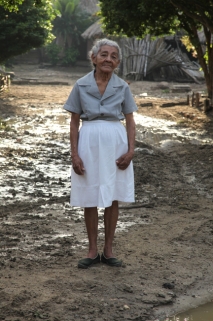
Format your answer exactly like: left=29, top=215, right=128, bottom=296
left=63, top=38, right=137, bottom=269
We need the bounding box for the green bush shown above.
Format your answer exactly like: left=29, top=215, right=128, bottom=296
left=61, top=47, right=79, bottom=66
left=45, top=43, right=62, bottom=66
left=45, top=44, right=79, bottom=66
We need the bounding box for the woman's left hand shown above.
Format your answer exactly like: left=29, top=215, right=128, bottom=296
left=116, top=151, right=134, bottom=170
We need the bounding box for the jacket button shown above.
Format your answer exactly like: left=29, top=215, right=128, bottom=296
left=100, top=102, right=104, bottom=105
left=100, top=113, right=104, bottom=116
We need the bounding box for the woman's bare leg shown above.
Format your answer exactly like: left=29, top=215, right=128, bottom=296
left=84, top=207, right=99, bottom=258
left=104, top=200, right=119, bottom=258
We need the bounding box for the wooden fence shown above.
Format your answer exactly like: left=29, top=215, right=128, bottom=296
left=120, top=37, right=204, bottom=83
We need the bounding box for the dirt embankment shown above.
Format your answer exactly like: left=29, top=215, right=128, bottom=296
left=0, top=64, right=213, bottom=321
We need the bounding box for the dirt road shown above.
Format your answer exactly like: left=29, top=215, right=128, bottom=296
left=0, top=64, right=213, bottom=321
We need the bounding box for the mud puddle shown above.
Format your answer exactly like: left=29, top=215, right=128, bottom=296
left=165, top=300, right=213, bottom=321
left=135, top=113, right=213, bottom=147
left=0, top=104, right=70, bottom=206
left=1, top=104, right=212, bottom=207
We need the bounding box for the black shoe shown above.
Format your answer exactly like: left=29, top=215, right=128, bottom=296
left=78, top=253, right=100, bottom=269
left=101, top=253, right=122, bottom=267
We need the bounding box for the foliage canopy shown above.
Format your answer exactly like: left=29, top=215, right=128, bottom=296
left=99, top=0, right=213, bottom=37
left=0, top=0, right=43, bottom=11
left=0, top=0, right=56, bottom=64
left=0, top=0, right=24, bottom=11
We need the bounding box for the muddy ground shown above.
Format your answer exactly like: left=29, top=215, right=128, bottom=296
left=0, top=64, right=213, bottom=321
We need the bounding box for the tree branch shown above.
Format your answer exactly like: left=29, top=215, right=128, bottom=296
left=170, top=0, right=213, bottom=33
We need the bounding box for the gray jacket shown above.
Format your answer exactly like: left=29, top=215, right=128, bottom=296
left=63, top=70, right=137, bottom=121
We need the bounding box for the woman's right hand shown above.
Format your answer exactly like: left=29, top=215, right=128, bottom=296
left=72, top=154, right=85, bottom=175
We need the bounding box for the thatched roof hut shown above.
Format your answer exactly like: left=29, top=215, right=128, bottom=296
left=81, top=20, right=103, bottom=39
left=81, top=19, right=105, bottom=56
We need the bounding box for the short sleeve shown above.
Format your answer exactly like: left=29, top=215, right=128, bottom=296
left=63, top=82, right=82, bottom=114
left=122, top=85, right=138, bottom=114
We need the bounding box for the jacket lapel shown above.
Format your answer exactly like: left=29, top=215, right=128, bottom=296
left=101, top=81, right=116, bottom=100
left=102, top=73, right=122, bottom=101
left=86, top=85, right=102, bottom=99
left=85, top=72, right=101, bottom=99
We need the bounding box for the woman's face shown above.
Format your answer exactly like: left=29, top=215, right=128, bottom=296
left=92, top=45, right=120, bottom=74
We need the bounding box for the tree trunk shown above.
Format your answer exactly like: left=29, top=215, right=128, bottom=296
left=190, top=25, right=213, bottom=104
left=197, top=43, right=213, bottom=102
left=207, top=47, right=213, bottom=104
left=204, top=26, right=213, bottom=104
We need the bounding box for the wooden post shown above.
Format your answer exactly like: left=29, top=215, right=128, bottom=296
left=187, top=94, right=190, bottom=105
left=204, top=99, right=211, bottom=112
left=195, top=92, right=200, bottom=108
left=191, top=92, right=195, bottom=106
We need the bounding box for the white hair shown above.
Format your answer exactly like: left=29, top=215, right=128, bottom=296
left=89, top=38, right=122, bottom=69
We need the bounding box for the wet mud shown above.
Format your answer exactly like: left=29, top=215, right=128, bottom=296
left=0, top=65, right=213, bottom=321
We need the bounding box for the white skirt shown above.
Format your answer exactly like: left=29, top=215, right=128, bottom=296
left=70, top=120, right=135, bottom=208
